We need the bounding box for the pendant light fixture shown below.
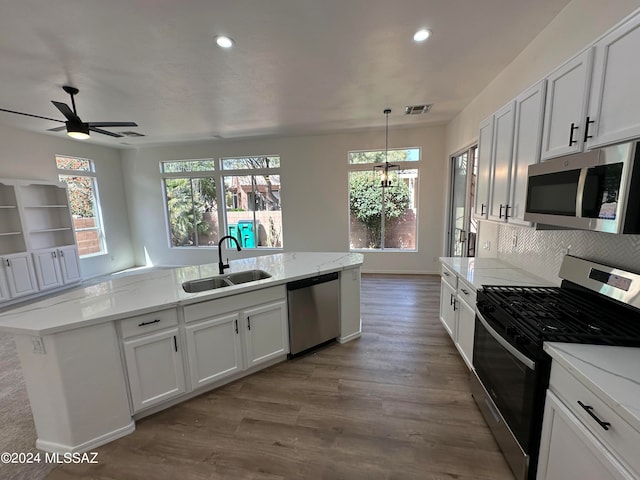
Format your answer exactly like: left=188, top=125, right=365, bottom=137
left=374, top=108, right=399, bottom=188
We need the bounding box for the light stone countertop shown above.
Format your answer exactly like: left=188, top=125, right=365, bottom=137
left=544, top=342, right=640, bottom=434
left=0, top=252, right=363, bottom=336
left=439, top=256, right=552, bottom=291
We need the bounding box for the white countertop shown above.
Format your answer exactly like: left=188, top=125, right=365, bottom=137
left=544, top=342, right=640, bottom=434
left=439, top=256, right=552, bottom=290
left=0, top=252, right=363, bottom=336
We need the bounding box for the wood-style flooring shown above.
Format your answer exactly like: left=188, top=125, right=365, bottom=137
left=47, top=274, right=514, bottom=480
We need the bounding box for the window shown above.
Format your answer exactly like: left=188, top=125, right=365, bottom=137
left=221, top=156, right=282, bottom=248
left=56, top=155, right=106, bottom=256
left=161, top=160, right=218, bottom=247
left=348, top=148, right=419, bottom=250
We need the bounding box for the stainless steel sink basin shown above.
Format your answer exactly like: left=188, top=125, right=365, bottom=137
left=182, top=269, right=272, bottom=293
left=182, top=276, right=233, bottom=293
left=225, top=269, right=272, bottom=284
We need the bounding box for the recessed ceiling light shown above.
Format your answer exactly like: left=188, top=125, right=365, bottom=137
left=413, top=29, right=431, bottom=42
left=215, top=35, right=235, bottom=48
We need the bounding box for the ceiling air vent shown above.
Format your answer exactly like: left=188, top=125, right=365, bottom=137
left=119, top=131, right=146, bottom=137
left=405, top=104, right=432, bottom=115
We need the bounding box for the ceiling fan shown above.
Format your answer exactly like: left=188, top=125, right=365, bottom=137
left=0, top=85, right=138, bottom=139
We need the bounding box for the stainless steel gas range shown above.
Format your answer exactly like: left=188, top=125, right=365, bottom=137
left=470, top=255, right=640, bottom=480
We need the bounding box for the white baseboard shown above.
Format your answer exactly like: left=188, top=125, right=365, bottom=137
left=338, top=331, right=361, bottom=343
left=36, top=421, right=135, bottom=453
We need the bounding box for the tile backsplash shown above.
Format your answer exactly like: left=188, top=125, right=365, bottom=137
left=495, top=223, right=640, bottom=284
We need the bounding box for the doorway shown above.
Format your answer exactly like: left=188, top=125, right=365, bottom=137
left=447, top=146, right=477, bottom=257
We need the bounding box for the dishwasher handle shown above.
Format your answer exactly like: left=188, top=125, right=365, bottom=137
left=287, top=272, right=339, bottom=291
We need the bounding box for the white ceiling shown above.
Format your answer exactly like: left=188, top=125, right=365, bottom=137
left=0, top=0, right=571, bottom=148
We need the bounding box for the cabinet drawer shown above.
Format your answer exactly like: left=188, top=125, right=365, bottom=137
left=456, top=281, right=476, bottom=306
left=120, top=309, right=178, bottom=339
left=549, top=362, right=640, bottom=476
left=441, top=264, right=457, bottom=288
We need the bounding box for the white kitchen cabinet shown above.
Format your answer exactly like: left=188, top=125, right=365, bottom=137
left=487, top=101, right=516, bottom=222
left=537, top=391, right=633, bottom=480
left=0, top=267, right=9, bottom=302
left=32, top=248, right=63, bottom=290
left=541, top=49, right=594, bottom=161
left=184, top=312, right=243, bottom=390
left=243, top=300, right=288, bottom=368
left=455, top=285, right=475, bottom=370
left=474, top=116, right=494, bottom=220
left=2, top=252, right=38, bottom=298
left=439, top=278, right=457, bottom=339
left=57, top=245, right=81, bottom=284
left=123, top=326, right=186, bottom=413
left=183, top=286, right=288, bottom=393
left=587, top=12, right=640, bottom=149
left=508, top=80, right=546, bottom=225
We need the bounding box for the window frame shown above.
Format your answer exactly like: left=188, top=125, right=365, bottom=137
left=220, top=155, right=283, bottom=250
left=56, top=155, right=107, bottom=257
left=348, top=147, right=420, bottom=252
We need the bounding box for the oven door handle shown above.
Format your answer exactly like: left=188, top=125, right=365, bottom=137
left=476, top=311, right=536, bottom=370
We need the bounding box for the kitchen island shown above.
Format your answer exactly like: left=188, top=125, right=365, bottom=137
left=0, top=252, right=363, bottom=453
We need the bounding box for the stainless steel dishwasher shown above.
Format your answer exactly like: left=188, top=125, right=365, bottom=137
left=287, top=272, right=340, bottom=357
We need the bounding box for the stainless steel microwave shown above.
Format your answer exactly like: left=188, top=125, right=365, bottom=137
left=524, top=142, right=640, bottom=233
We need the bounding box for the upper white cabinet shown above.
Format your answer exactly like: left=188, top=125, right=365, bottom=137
left=474, top=116, right=494, bottom=220
left=541, top=49, right=594, bottom=161
left=587, top=13, right=640, bottom=149
left=509, top=80, right=547, bottom=225
left=487, top=101, right=516, bottom=222
left=0, top=178, right=81, bottom=303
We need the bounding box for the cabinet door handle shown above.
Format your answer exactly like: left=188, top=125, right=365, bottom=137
left=59, top=250, right=64, bottom=257
left=569, top=123, right=579, bottom=146
left=499, top=204, right=505, bottom=219
left=234, top=319, right=238, bottom=334
left=452, top=299, right=458, bottom=311
left=443, top=271, right=450, bottom=277
left=461, top=288, right=469, bottom=295
left=504, top=204, right=510, bottom=220
left=6, top=259, right=10, bottom=267
left=247, top=316, right=251, bottom=331
left=173, top=335, right=178, bottom=352
left=138, top=319, right=160, bottom=327
left=52, top=251, right=57, bottom=258
left=480, top=203, right=486, bottom=216
left=577, top=401, right=611, bottom=431
left=583, top=116, right=595, bottom=143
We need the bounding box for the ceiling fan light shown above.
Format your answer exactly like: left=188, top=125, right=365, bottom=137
left=66, top=122, right=90, bottom=140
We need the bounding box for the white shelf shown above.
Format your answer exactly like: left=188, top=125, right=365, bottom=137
left=29, top=227, right=72, bottom=234
left=0, top=232, right=23, bottom=237
left=0, top=205, right=17, bottom=209
left=24, top=205, right=69, bottom=209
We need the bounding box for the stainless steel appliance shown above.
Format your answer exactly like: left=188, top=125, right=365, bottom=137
left=524, top=141, right=640, bottom=233
left=287, top=272, right=340, bottom=356
left=471, top=255, right=640, bottom=480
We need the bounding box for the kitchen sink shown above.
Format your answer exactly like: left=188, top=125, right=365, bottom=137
left=225, top=269, right=272, bottom=284
left=182, top=269, right=272, bottom=293
left=182, top=276, right=233, bottom=293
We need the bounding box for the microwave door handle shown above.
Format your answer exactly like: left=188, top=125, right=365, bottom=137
left=576, top=167, right=589, bottom=218
left=476, top=311, right=536, bottom=370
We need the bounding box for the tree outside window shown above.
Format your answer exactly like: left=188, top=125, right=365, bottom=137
left=348, top=148, right=419, bottom=250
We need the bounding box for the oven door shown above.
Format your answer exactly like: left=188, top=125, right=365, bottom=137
left=473, top=311, right=538, bottom=452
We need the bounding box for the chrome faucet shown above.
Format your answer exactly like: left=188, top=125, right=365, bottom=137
left=218, top=235, right=242, bottom=274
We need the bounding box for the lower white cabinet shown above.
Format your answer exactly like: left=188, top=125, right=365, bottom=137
left=184, top=294, right=288, bottom=391
left=456, top=293, right=475, bottom=369
left=537, top=391, right=633, bottom=480
left=122, top=326, right=186, bottom=413
left=439, top=278, right=457, bottom=338
left=0, top=267, right=9, bottom=301
left=243, top=301, right=289, bottom=368
left=185, top=312, right=244, bottom=389
left=2, top=252, right=38, bottom=298
left=32, top=246, right=81, bottom=290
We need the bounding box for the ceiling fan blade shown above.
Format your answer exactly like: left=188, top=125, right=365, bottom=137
left=0, top=107, right=63, bottom=123
left=52, top=101, right=81, bottom=122
left=87, top=121, right=138, bottom=128
left=89, top=126, right=123, bottom=138
left=47, top=126, right=68, bottom=132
